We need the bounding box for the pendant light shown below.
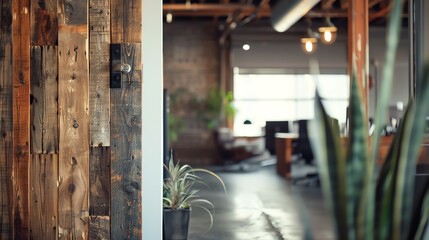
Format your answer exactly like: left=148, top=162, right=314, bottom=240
left=318, top=17, right=337, bottom=45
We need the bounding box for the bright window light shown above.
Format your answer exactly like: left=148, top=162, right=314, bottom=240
left=233, top=73, right=349, bottom=137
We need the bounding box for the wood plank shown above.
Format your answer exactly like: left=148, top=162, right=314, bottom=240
left=89, top=216, right=110, bottom=240
left=89, top=0, right=110, bottom=147
left=58, top=26, right=89, bottom=240
left=30, top=47, right=43, bottom=153
left=30, top=0, right=58, bottom=45
left=0, top=0, right=13, bottom=238
left=58, top=0, right=87, bottom=26
left=110, top=43, right=142, bottom=239
left=111, top=0, right=142, bottom=43
left=30, top=154, right=58, bottom=240
left=12, top=0, right=31, bottom=238
left=30, top=46, right=58, bottom=154
left=89, top=147, right=110, bottom=216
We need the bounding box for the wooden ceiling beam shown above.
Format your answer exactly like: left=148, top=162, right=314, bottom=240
left=321, top=0, right=337, bottom=9
left=368, top=0, right=384, bottom=8
left=369, top=6, right=389, bottom=21
left=369, top=0, right=408, bottom=22
left=163, top=4, right=349, bottom=18
left=340, top=0, right=349, bottom=9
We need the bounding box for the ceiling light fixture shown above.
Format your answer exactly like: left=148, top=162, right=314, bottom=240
left=166, top=12, right=173, bottom=23
left=301, top=37, right=317, bottom=54
left=242, top=44, right=250, bottom=51
left=300, top=28, right=318, bottom=54
left=318, top=18, right=337, bottom=45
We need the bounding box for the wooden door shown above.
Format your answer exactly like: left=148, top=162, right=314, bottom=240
left=0, top=0, right=142, bottom=239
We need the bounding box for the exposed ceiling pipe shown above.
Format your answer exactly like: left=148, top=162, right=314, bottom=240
left=270, top=0, right=321, bottom=32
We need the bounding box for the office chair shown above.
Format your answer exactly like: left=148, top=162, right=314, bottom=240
left=291, top=120, right=319, bottom=186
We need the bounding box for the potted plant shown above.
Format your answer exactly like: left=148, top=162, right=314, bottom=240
left=308, top=0, right=429, bottom=239
left=163, top=154, right=226, bottom=240
left=203, top=88, right=237, bottom=130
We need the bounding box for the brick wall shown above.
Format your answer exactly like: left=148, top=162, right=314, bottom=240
left=163, top=21, right=221, bottom=166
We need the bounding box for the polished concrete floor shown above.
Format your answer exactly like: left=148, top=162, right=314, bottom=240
left=188, top=163, right=334, bottom=240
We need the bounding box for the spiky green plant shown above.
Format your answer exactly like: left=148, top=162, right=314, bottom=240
left=163, top=154, right=226, bottom=230
left=308, top=0, right=429, bottom=239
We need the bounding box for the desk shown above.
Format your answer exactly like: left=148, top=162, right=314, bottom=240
left=275, top=134, right=429, bottom=179
left=275, top=133, right=298, bottom=179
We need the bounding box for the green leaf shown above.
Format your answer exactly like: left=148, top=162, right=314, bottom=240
left=346, top=72, right=370, bottom=240
left=414, top=186, right=429, bottom=240
left=309, top=93, right=347, bottom=239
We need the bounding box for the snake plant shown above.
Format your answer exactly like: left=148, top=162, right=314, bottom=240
left=308, top=0, right=429, bottom=239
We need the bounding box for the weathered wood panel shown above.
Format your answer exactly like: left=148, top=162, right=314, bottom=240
left=58, top=26, right=89, bottom=240
left=58, top=0, right=87, bottom=26
left=0, top=0, right=13, bottom=238
left=89, top=216, right=110, bottom=240
left=30, top=154, right=58, bottom=240
left=110, top=43, right=142, bottom=239
left=89, top=0, right=110, bottom=147
left=30, top=46, right=58, bottom=154
left=12, top=0, right=31, bottom=238
left=110, top=0, right=142, bottom=43
left=30, top=0, right=58, bottom=45
left=89, top=147, right=110, bottom=216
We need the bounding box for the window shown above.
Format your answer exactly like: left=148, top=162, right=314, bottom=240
left=233, top=73, right=349, bottom=136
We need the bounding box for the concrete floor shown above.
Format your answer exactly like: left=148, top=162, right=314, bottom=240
left=188, top=163, right=334, bottom=240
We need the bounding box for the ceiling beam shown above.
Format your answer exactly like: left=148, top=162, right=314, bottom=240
left=369, top=6, right=389, bottom=21
left=321, top=0, right=337, bottom=9
left=163, top=4, right=349, bottom=18
left=340, top=0, right=349, bottom=9
left=369, top=0, right=408, bottom=22
left=368, top=0, right=384, bottom=8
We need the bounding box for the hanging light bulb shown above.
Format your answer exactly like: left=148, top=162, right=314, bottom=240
left=300, top=37, right=317, bottom=54
left=300, top=26, right=318, bottom=54
left=166, top=12, right=173, bottom=23
left=318, top=18, right=337, bottom=45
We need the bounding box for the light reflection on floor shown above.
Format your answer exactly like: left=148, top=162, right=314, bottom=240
left=188, top=164, right=334, bottom=240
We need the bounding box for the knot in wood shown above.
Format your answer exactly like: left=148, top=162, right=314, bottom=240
left=68, top=183, right=76, bottom=193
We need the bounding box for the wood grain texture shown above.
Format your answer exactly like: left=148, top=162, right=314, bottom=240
left=30, top=154, right=58, bottom=240
left=89, top=216, right=109, bottom=240
left=30, top=0, right=58, bottom=45
left=89, top=0, right=110, bottom=147
left=89, top=147, right=110, bottom=216
left=110, top=43, right=142, bottom=239
left=110, top=0, right=142, bottom=43
left=58, top=26, right=89, bottom=240
left=58, top=0, right=87, bottom=26
left=12, top=0, right=31, bottom=238
left=30, top=46, right=58, bottom=154
left=0, top=0, right=13, bottom=238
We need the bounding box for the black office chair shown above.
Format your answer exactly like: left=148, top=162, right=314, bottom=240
left=293, top=120, right=314, bottom=164
left=291, top=120, right=318, bottom=185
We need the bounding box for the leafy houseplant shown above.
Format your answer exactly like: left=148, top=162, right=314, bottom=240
left=204, top=88, right=237, bottom=130
left=308, top=0, right=429, bottom=239
left=163, top=155, right=226, bottom=240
